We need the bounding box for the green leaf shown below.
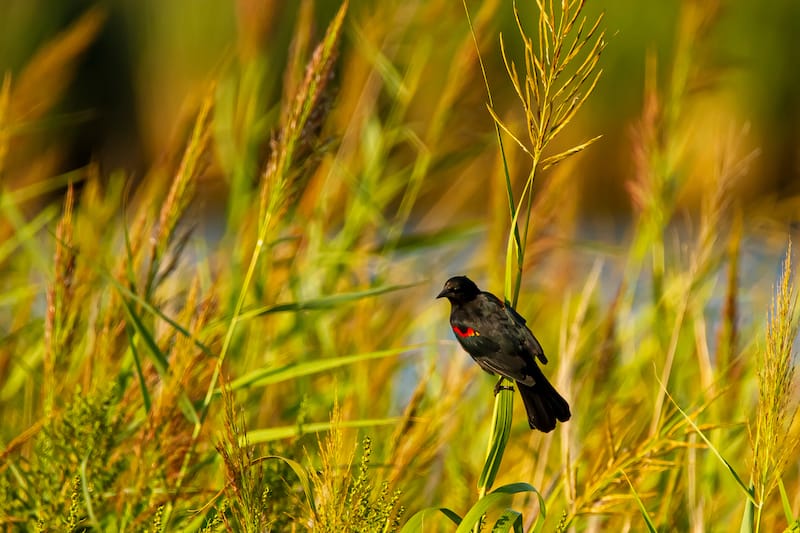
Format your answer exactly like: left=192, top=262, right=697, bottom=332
left=779, top=478, right=800, bottom=529
left=245, top=418, right=401, bottom=444
left=0, top=283, right=42, bottom=307
left=0, top=341, right=43, bottom=402
left=125, top=324, right=151, bottom=412
left=221, top=345, right=421, bottom=393
left=106, top=272, right=215, bottom=359
left=119, top=294, right=169, bottom=374
left=621, top=469, right=657, bottom=533
left=740, top=486, right=754, bottom=533
left=79, top=455, right=100, bottom=528
left=237, top=282, right=419, bottom=320
left=259, top=455, right=317, bottom=515
left=492, top=509, right=523, bottom=532
left=119, top=294, right=200, bottom=425
left=659, top=376, right=757, bottom=505
left=377, top=223, right=483, bottom=252
left=0, top=170, right=83, bottom=206
left=456, top=483, right=543, bottom=533
left=0, top=200, right=56, bottom=269
left=463, top=0, right=518, bottom=303
left=400, top=507, right=462, bottom=532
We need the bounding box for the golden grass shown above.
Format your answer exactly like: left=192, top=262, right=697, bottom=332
left=0, top=1, right=798, bottom=531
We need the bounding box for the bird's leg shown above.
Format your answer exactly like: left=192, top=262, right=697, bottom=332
left=494, top=377, right=515, bottom=395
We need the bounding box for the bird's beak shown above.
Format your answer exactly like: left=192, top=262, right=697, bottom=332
left=436, top=288, right=448, bottom=299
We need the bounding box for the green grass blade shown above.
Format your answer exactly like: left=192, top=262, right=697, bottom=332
left=0, top=283, right=42, bottom=307
left=220, top=345, right=422, bottom=393
left=621, top=469, right=657, bottom=533
left=491, top=482, right=543, bottom=495
left=492, top=509, right=523, bottom=533
left=384, top=223, right=483, bottom=252
left=740, top=486, right=754, bottom=533
left=79, top=457, right=100, bottom=529
left=456, top=483, right=542, bottom=533
left=239, top=282, right=419, bottom=319
left=245, top=417, right=401, bottom=444
left=121, top=198, right=138, bottom=291
left=778, top=478, right=797, bottom=526
left=477, top=386, right=514, bottom=493
left=119, top=294, right=169, bottom=374
left=0, top=341, right=42, bottom=402
left=659, top=375, right=757, bottom=505
left=400, top=507, right=462, bottom=532
left=119, top=294, right=200, bottom=425
left=0, top=170, right=83, bottom=206
left=105, top=270, right=215, bottom=358
left=259, top=455, right=316, bottom=515
left=125, top=324, right=151, bottom=412
left=0, top=202, right=57, bottom=268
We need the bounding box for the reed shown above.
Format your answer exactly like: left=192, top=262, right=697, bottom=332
left=1, top=1, right=797, bottom=531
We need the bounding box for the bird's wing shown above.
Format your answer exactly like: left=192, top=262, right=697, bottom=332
left=473, top=352, right=537, bottom=385
left=521, top=328, right=548, bottom=365
left=451, top=322, right=502, bottom=354
left=504, top=303, right=527, bottom=326
left=503, top=302, right=549, bottom=365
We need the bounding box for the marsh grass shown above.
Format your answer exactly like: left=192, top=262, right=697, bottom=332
left=1, top=1, right=799, bottom=532
left=440, top=0, right=606, bottom=529
left=749, top=247, right=800, bottom=532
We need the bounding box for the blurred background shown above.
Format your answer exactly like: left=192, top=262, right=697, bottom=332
left=2, top=0, right=798, bottom=225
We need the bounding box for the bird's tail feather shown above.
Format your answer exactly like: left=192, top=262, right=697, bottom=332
left=516, top=375, right=570, bottom=432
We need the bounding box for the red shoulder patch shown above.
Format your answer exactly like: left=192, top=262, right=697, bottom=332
left=453, top=325, right=479, bottom=337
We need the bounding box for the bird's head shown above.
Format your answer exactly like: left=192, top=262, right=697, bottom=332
left=437, top=276, right=480, bottom=304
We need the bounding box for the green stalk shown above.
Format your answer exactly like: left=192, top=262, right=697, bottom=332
left=465, top=0, right=602, bottom=529
left=477, top=388, right=515, bottom=499
left=463, top=0, right=518, bottom=526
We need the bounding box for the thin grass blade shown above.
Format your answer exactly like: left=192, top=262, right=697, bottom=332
left=456, top=483, right=543, bottom=533
left=778, top=478, right=798, bottom=526
left=221, top=345, right=421, bottom=393
left=245, top=418, right=401, bottom=444
left=79, top=456, right=100, bottom=529
left=106, top=272, right=214, bottom=358
left=621, top=469, right=657, bottom=533
left=660, top=377, right=757, bottom=505
left=740, top=487, right=754, bottom=533
left=239, top=282, right=419, bottom=320
left=119, top=295, right=169, bottom=374
left=258, top=455, right=317, bottom=515
left=400, top=507, right=462, bottom=532
left=119, top=295, right=200, bottom=425
left=491, top=509, right=523, bottom=532
left=124, top=324, right=151, bottom=413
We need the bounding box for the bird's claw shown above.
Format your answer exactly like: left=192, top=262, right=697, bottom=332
left=493, top=383, right=515, bottom=396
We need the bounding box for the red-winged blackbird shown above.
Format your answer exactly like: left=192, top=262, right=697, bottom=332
left=437, top=275, right=571, bottom=432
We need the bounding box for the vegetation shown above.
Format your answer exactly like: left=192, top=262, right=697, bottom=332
left=1, top=0, right=798, bottom=531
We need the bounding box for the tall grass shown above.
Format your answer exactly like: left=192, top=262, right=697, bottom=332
left=1, top=1, right=799, bottom=532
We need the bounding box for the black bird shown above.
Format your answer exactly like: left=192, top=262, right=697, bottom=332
left=437, top=275, right=570, bottom=432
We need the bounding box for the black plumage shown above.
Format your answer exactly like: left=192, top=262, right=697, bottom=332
left=437, top=275, right=570, bottom=432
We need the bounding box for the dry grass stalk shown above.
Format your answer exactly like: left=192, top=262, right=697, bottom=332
left=751, top=245, right=800, bottom=519
left=43, top=183, right=76, bottom=412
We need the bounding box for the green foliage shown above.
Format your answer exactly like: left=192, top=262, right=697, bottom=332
left=214, top=388, right=310, bottom=531
left=0, top=387, right=125, bottom=530
left=467, top=0, right=604, bottom=528
left=308, top=423, right=404, bottom=532
left=401, top=483, right=543, bottom=533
